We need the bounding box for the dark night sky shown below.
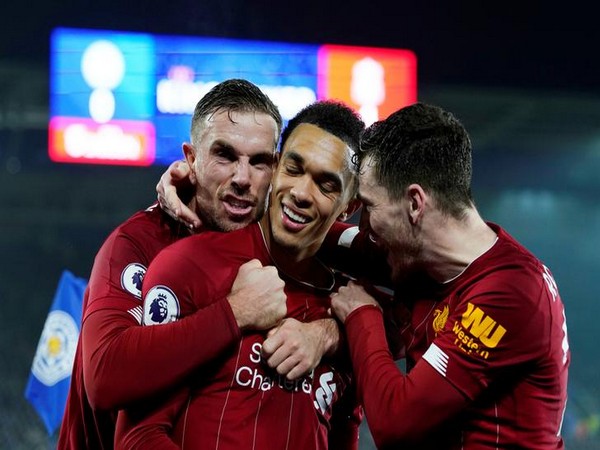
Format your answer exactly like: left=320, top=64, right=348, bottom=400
left=1, top=0, right=599, bottom=93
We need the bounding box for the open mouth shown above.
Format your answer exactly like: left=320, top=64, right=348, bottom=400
left=223, top=197, right=254, bottom=217
left=283, top=205, right=309, bottom=224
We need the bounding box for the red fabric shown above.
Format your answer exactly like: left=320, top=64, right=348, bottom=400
left=116, top=223, right=360, bottom=450
left=345, top=224, right=569, bottom=449
left=58, top=205, right=240, bottom=449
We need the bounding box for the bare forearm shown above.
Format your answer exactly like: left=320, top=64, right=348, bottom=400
left=312, top=317, right=341, bottom=357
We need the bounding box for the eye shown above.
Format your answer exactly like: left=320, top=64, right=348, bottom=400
left=317, top=174, right=341, bottom=195
left=284, top=163, right=302, bottom=175
left=250, top=154, right=274, bottom=170
left=319, top=180, right=339, bottom=194
left=214, top=148, right=236, bottom=162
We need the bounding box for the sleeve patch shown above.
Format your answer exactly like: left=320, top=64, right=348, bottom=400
left=423, top=343, right=449, bottom=377
left=143, top=285, right=180, bottom=325
left=120, top=263, right=147, bottom=299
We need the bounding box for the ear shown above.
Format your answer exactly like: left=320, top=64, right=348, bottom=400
left=182, top=143, right=198, bottom=185
left=407, top=183, right=426, bottom=224
left=338, top=197, right=362, bottom=222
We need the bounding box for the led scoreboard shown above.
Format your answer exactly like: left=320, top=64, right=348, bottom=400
left=49, top=28, right=416, bottom=166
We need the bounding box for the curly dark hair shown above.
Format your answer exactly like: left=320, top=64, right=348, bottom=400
left=280, top=100, right=365, bottom=155
left=280, top=100, right=365, bottom=199
left=358, top=103, right=474, bottom=218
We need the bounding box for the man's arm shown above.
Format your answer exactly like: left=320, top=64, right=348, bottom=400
left=81, top=228, right=239, bottom=410
left=332, top=282, right=468, bottom=448
left=82, top=299, right=239, bottom=410
left=83, top=245, right=285, bottom=410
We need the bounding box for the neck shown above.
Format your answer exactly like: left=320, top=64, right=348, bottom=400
left=424, top=207, right=497, bottom=283
left=258, top=214, right=334, bottom=291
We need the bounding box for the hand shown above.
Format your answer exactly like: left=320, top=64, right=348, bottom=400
left=331, top=280, right=379, bottom=323
left=228, top=259, right=287, bottom=331
left=156, top=159, right=202, bottom=230
left=262, top=318, right=340, bottom=380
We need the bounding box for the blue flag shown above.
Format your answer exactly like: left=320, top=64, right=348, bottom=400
left=25, top=270, right=87, bottom=435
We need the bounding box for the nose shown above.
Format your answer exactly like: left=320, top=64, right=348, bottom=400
left=290, top=175, right=313, bottom=206
left=231, top=160, right=251, bottom=190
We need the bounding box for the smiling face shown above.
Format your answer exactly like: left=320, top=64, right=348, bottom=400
left=359, top=156, right=422, bottom=281
left=184, top=109, right=279, bottom=232
left=268, top=123, right=355, bottom=260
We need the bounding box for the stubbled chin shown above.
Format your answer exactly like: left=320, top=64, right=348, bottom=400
left=216, top=209, right=257, bottom=231
left=218, top=219, right=253, bottom=232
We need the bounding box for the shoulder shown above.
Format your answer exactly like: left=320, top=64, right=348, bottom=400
left=182, top=224, right=261, bottom=257
left=98, top=206, right=162, bottom=249
left=100, top=205, right=187, bottom=255
left=451, top=227, right=558, bottom=331
left=166, top=224, right=249, bottom=249
left=491, top=227, right=546, bottom=294
left=464, top=224, right=545, bottom=296
left=151, top=224, right=262, bottom=272
left=117, top=204, right=186, bottom=239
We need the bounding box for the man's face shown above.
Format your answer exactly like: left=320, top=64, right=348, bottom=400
left=359, top=156, right=421, bottom=281
left=268, top=123, right=354, bottom=259
left=185, top=109, right=278, bottom=232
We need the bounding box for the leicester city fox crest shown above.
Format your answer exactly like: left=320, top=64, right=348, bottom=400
left=121, top=263, right=146, bottom=298
left=143, top=285, right=180, bottom=325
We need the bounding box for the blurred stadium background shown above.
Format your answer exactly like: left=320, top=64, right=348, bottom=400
left=2, top=1, right=600, bottom=448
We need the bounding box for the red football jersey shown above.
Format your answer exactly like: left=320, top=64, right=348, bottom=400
left=58, top=205, right=241, bottom=449
left=116, top=223, right=361, bottom=450
left=345, top=223, right=569, bottom=449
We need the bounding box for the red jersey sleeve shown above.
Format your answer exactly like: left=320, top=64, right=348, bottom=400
left=114, top=234, right=246, bottom=448
left=82, top=233, right=240, bottom=410
left=344, top=305, right=468, bottom=447
left=140, top=237, right=240, bottom=322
